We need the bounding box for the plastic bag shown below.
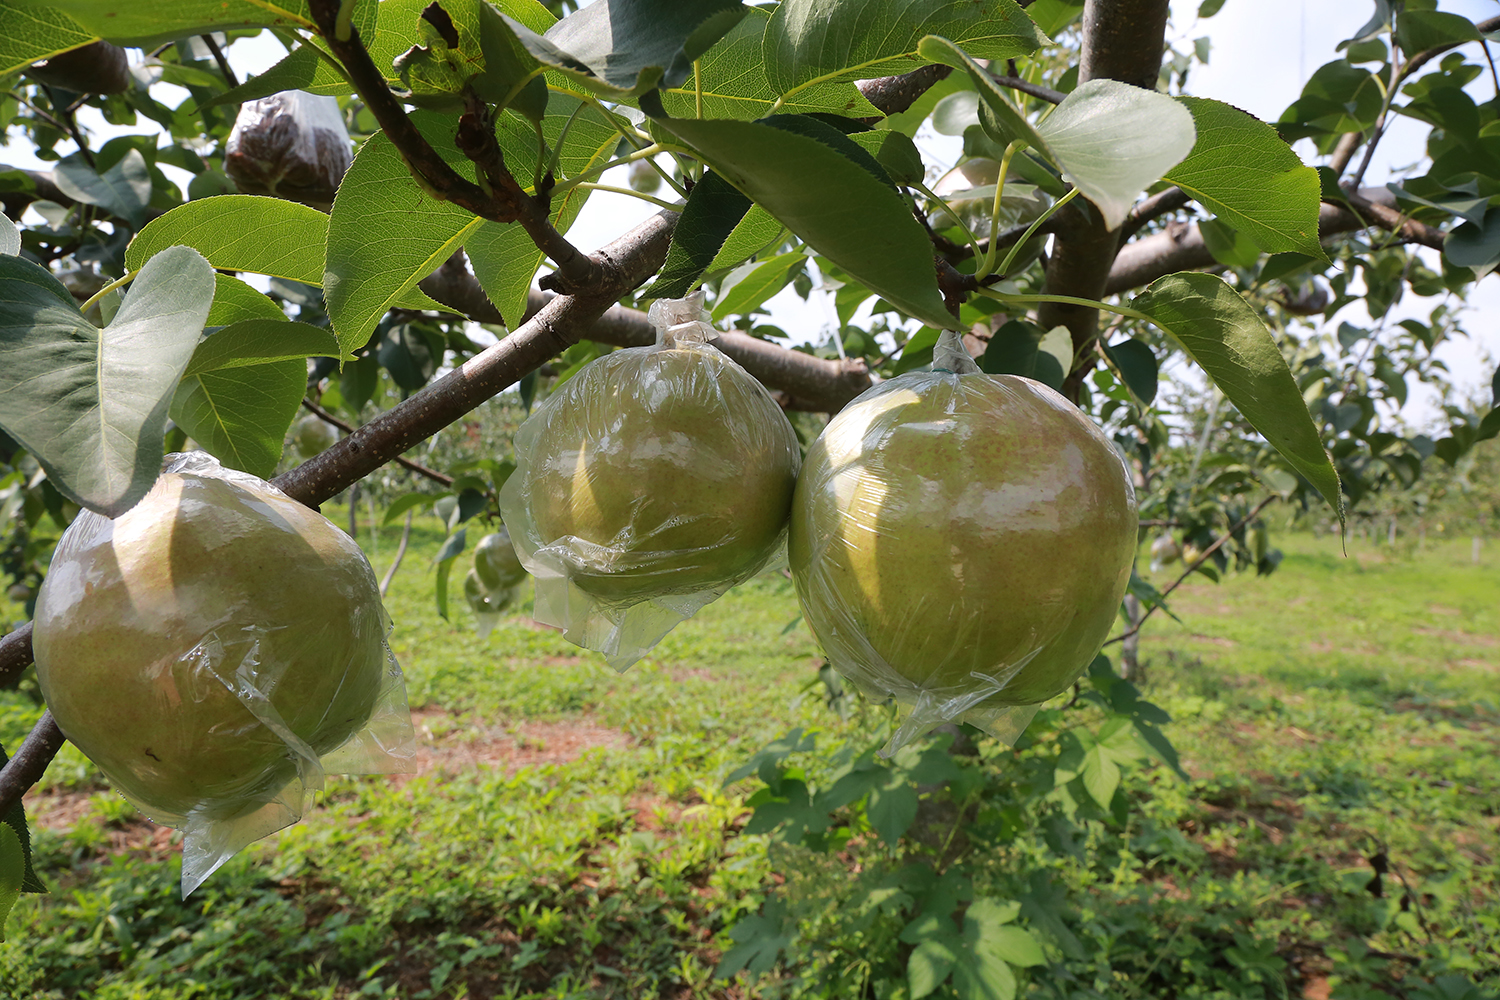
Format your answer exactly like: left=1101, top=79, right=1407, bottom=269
left=499, top=293, right=801, bottom=670
left=463, top=530, right=527, bottom=639
left=32, top=453, right=415, bottom=896
left=224, top=91, right=352, bottom=208
left=789, top=331, right=1138, bottom=753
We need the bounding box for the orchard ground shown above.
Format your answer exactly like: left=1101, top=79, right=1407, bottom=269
left=0, top=518, right=1495, bottom=999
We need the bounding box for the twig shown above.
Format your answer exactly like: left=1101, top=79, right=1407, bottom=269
left=300, top=398, right=454, bottom=489
left=304, top=0, right=602, bottom=294
left=379, top=511, right=414, bottom=598
left=0, top=711, right=64, bottom=811
left=1105, top=495, right=1278, bottom=647
left=199, top=34, right=240, bottom=88
left=1119, top=186, right=1191, bottom=241
left=990, top=74, right=1066, bottom=105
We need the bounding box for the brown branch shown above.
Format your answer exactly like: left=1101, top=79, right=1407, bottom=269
left=199, top=34, right=240, bottom=89
left=1105, top=191, right=1445, bottom=295
left=857, top=64, right=952, bottom=120
left=1105, top=495, right=1277, bottom=647
left=304, top=0, right=600, bottom=294
left=418, top=253, right=874, bottom=412
left=0, top=624, right=33, bottom=689
left=1119, top=186, right=1191, bottom=241
left=299, top=398, right=454, bottom=489
left=0, top=711, right=65, bottom=816
left=1042, top=0, right=1172, bottom=402
left=991, top=75, right=1065, bottom=105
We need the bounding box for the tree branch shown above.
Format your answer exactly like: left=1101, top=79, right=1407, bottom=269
left=856, top=64, right=952, bottom=120
left=299, top=398, right=455, bottom=489
left=1118, top=186, right=1191, bottom=241
left=991, top=75, right=1065, bottom=105
left=304, top=0, right=601, bottom=294
left=1105, top=190, right=1446, bottom=295
left=1041, top=0, right=1172, bottom=401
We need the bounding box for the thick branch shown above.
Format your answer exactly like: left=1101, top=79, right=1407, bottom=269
left=304, top=0, right=599, bottom=293
left=419, top=253, right=874, bottom=412
left=0, top=711, right=65, bottom=816
left=857, top=64, right=952, bottom=119
left=1041, top=0, right=1172, bottom=400
left=1105, top=191, right=1445, bottom=295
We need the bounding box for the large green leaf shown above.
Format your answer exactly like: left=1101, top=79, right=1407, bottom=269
left=462, top=98, right=616, bottom=325
left=921, top=36, right=1195, bottom=229
left=657, top=7, right=877, bottom=121
left=1132, top=272, right=1342, bottom=515
left=326, top=114, right=485, bottom=351
left=1166, top=98, right=1326, bottom=260
left=172, top=287, right=311, bottom=478
left=713, top=252, right=804, bottom=320
left=507, top=0, right=746, bottom=99
left=0, top=743, right=44, bottom=896
left=708, top=205, right=783, bottom=271
left=0, top=245, right=212, bottom=517
left=0, top=3, right=95, bottom=76
left=0, top=823, right=23, bottom=942
left=0, top=215, right=18, bottom=257
left=4, top=0, right=331, bottom=45
left=764, top=0, right=1046, bottom=100
left=653, top=114, right=951, bottom=328
left=53, top=148, right=152, bottom=229
left=646, top=170, right=752, bottom=298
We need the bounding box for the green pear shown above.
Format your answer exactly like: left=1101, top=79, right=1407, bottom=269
left=292, top=415, right=338, bottom=459
left=789, top=372, right=1137, bottom=708
left=33, top=466, right=390, bottom=824
left=464, top=569, right=515, bottom=615
left=473, top=530, right=526, bottom=592
left=509, top=342, right=800, bottom=603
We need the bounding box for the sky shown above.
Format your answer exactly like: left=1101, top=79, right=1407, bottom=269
left=2, top=0, right=1497, bottom=427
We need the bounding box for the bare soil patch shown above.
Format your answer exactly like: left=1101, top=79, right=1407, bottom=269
left=403, top=707, right=632, bottom=781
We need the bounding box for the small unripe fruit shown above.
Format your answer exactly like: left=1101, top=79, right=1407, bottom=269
left=627, top=159, right=661, bottom=194
left=464, top=569, right=515, bottom=615
left=1151, top=534, right=1181, bottom=565
left=292, top=414, right=339, bottom=459
left=473, top=529, right=526, bottom=592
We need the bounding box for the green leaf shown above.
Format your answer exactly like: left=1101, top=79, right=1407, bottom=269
left=326, top=115, right=485, bottom=351
left=1166, top=97, right=1326, bottom=259
left=951, top=947, right=1017, bottom=1000
left=184, top=319, right=340, bottom=376
left=199, top=44, right=325, bottom=110
left=1277, top=61, right=1382, bottom=140
left=1198, top=217, right=1262, bottom=269
left=0, top=822, right=23, bottom=941
left=463, top=98, right=617, bottom=326
left=979, top=319, right=1064, bottom=390
left=1101, top=337, right=1158, bottom=405
left=171, top=359, right=306, bottom=478
left=127, top=195, right=327, bottom=284
left=921, top=37, right=1195, bottom=229
left=658, top=8, right=878, bottom=121
left=1131, top=272, right=1341, bottom=515
left=508, top=0, right=746, bottom=99
left=708, top=205, right=784, bottom=272
left=0, top=744, right=45, bottom=896
left=765, top=0, right=1046, bottom=100
left=715, top=900, right=793, bottom=979
left=867, top=777, right=919, bottom=845
left=434, top=527, right=467, bottom=620
left=909, top=938, right=959, bottom=998
left=713, top=252, right=804, bottom=320
left=53, top=148, right=151, bottom=229
left=1396, top=10, right=1480, bottom=58
left=0, top=214, right=18, bottom=257
left=849, top=129, right=926, bottom=185
left=3, top=0, right=340, bottom=46
left=0, top=4, right=95, bottom=77
left=384, top=490, right=439, bottom=525
left=475, top=1, right=548, bottom=120
left=0, top=246, right=212, bottom=517
left=206, top=273, right=285, bottom=327
left=651, top=114, right=952, bottom=328
left=1445, top=206, right=1500, bottom=277
left=646, top=170, right=752, bottom=299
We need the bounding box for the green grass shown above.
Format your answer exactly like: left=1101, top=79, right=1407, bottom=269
left=0, top=524, right=1495, bottom=999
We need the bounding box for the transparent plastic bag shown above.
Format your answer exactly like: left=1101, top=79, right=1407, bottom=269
left=499, top=293, right=801, bottom=670
left=224, top=91, right=352, bottom=207
left=32, top=453, right=415, bottom=896
left=464, top=568, right=518, bottom=641
left=789, top=332, right=1138, bottom=753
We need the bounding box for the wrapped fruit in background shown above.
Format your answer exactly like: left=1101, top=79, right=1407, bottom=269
left=789, top=331, right=1138, bottom=751
left=32, top=453, right=414, bottom=895
left=465, top=530, right=527, bottom=639
left=224, top=91, right=352, bottom=209
left=26, top=41, right=132, bottom=96
left=1150, top=533, right=1182, bottom=572
left=291, top=413, right=339, bottom=459
left=499, top=293, right=801, bottom=669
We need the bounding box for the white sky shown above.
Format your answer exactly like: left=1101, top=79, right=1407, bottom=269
left=2, top=1, right=1496, bottom=427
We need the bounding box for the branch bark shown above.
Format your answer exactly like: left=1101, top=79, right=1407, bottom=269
left=1105, top=191, right=1446, bottom=295
left=1040, top=0, right=1172, bottom=400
